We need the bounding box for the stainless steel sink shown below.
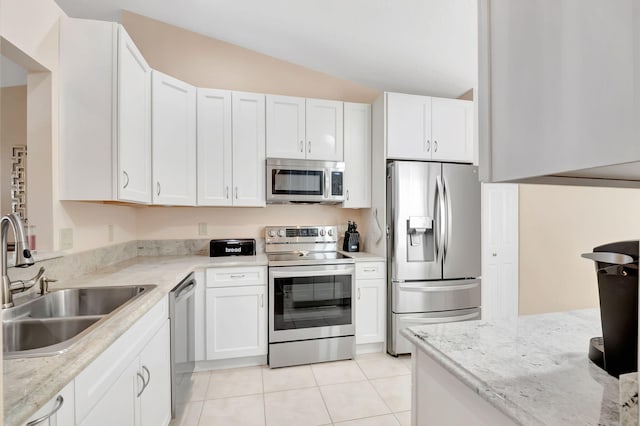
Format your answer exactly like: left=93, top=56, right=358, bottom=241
left=3, top=284, right=156, bottom=358
left=4, top=286, right=152, bottom=320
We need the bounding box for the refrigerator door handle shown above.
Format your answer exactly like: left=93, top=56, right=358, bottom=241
left=398, top=283, right=479, bottom=292
left=402, top=312, right=480, bottom=324
left=435, top=175, right=446, bottom=263
left=443, top=176, right=452, bottom=262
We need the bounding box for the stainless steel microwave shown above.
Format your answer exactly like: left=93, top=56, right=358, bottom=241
left=266, top=158, right=345, bottom=204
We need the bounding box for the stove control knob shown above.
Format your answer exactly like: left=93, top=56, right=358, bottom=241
left=319, top=229, right=326, bottom=236
left=327, top=228, right=334, bottom=236
left=278, top=229, right=286, bottom=237
left=268, top=230, right=276, bottom=237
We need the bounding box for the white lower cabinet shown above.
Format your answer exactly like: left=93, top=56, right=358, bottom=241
left=75, top=299, right=170, bottom=426
left=355, top=261, right=386, bottom=345
left=23, top=381, right=75, bottom=426
left=205, top=267, right=267, bottom=360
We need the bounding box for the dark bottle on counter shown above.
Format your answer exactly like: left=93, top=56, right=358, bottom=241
left=343, top=221, right=360, bottom=252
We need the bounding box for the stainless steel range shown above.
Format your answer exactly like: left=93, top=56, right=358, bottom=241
left=266, top=225, right=355, bottom=368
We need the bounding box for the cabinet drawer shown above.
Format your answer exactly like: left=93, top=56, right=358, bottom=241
left=356, top=262, right=385, bottom=280
left=206, top=266, right=266, bottom=287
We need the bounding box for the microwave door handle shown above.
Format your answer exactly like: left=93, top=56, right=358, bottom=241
left=324, top=170, right=329, bottom=199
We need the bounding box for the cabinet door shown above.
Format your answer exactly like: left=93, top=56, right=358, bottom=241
left=266, top=95, right=306, bottom=159
left=231, top=92, right=266, bottom=207
left=197, top=88, right=233, bottom=206
left=117, top=25, right=152, bottom=203
left=386, top=92, right=431, bottom=160
left=151, top=71, right=197, bottom=205
left=80, top=359, right=139, bottom=426
left=355, top=278, right=386, bottom=345
left=343, top=102, right=371, bottom=208
left=431, top=97, right=473, bottom=163
left=306, top=99, right=344, bottom=161
left=139, top=320, right=171, bottom=426
left=23, top=381, right=74, bottom=426
left=206, top=285, right=267, bottom=359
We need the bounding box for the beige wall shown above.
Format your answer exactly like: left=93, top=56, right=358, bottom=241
left=519, top=184, right=640, bottom=314
left=121, top=11, right=380, bottom=103
left=0, top=85, right=27, bottom=217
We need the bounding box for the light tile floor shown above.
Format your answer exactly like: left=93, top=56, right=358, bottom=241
left=172, top=353, right=412, bottom=426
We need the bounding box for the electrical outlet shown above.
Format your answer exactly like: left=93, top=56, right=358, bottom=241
left=59, top=228, right=74, bottom=250
left=198, top=223, right=208, bottom=236
left=108, top=224, right=114, bottom=242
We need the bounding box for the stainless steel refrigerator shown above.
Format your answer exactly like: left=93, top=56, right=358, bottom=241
left=386, top=161, right=481, bottom=355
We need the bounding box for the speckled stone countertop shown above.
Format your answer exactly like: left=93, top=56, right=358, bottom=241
left=402, top=309, right=620, bottom=426
left=4, top=254, right=268, bottom=426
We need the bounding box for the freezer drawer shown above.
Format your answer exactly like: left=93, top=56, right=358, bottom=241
left=389, top=308, right=481, bottom=355
left=392, top=279, right=480, bottom=313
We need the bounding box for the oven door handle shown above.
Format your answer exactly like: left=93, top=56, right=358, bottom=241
left=270, top=269, right=353, bottom=279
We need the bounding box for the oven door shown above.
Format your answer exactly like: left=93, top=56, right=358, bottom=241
left=269, top=264, right=355, bottom=342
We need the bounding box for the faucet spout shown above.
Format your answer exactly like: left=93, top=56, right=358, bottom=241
left=1, top=213, right=34, bottom=308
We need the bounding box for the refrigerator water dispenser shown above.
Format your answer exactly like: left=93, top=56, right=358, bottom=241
left=406, top=216, right=434, bottom=262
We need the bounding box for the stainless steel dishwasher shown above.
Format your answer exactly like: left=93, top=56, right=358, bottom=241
left=169, top=272, right=197, bottom=419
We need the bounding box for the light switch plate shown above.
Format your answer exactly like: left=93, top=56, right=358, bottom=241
left=108, top=224, right=114, bottom=242
left=198, top=223, right=207, bottom=236
left=59, top=228, right=73, bottom=250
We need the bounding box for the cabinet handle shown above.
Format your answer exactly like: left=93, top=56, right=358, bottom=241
left=346, top=190, right=350, bottom=201
left=235, top=186, right=238, bottom=199
left=142, top=365, right=151, bottom=389
left=26, top=395, right=64, bottom=426
left=299, top=140, right=304, bottom=153
left=357, top=288, right=361, bottom=300
left=492, top=252, right=497, bottom=257
left=260, top=294, right=264, bottom=308
left=434, top=140, right=438, bottom=152
left=156, top=182, right=161, bottom=196
left=425, top=140, right=430, bottom=152
left=136, top=371, right=146, bottom=397
left=122, top=171, right=130, bottom=189
left=226, top=186, right=229, bottom=199
left=308, top=141, right=311, bottom=154
left=363, top=267, right=376, bottom=272
left=230, top=274, right=246, bottom=279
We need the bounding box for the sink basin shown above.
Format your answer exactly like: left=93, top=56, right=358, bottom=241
left=4, top=317, right=101, bottom=355
left=5, top=285, right=153, bottom=320
left=3, top=284, right=156, bottom=358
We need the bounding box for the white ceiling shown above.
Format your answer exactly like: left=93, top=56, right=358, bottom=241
left=54, top=0, right=477, bottom=98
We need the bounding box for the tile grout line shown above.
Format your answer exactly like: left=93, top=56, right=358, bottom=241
left=261, top=367, right=268, bottom=426
left=195, top=372, right=213, bottom=426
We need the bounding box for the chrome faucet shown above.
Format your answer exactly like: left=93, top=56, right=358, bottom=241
left=1, top=213, right=35, bottom=308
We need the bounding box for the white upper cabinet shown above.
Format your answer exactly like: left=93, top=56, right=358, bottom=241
left=59, top=18, right=152, bottom=203
left=266, top=95, right=306, bottom=159
left=266, top=96, right=344, bottom=161
left=431, top=97, right=473, bottom=163
left=151, top=71, right=196, bottom=205
left=198, top=90, right=265, bottom=207
left=387, top=92, right=431, bottom=160
left=343, top=102, right=371, bottom=208
left=117, top=28, right=152, bottom=203
left=479, top=0, right=640, bottom=185
left=306, top=99, right=344, bottom=161
left=232, top=92, right=266, bottom=207
left=197, top=89, right=233, bottom=206
left=386, top=92, right=473, bottom=163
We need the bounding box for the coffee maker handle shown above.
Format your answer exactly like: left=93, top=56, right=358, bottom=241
left=581, top=252, right=635, bottom=265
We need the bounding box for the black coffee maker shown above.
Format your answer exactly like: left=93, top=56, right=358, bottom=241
left=343, top=221, right=360, bottom=252
left=582, top=240, right=639, bottom=378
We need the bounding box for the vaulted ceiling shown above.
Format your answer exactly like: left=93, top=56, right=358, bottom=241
left=54, top=0, right=477, bottom=98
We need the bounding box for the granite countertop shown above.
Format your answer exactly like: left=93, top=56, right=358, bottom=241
left=4, top=253, right=268, bottom=426
left=402, top=310, right=620, bottom=426
left=4, top=250, right=379, bottom=425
